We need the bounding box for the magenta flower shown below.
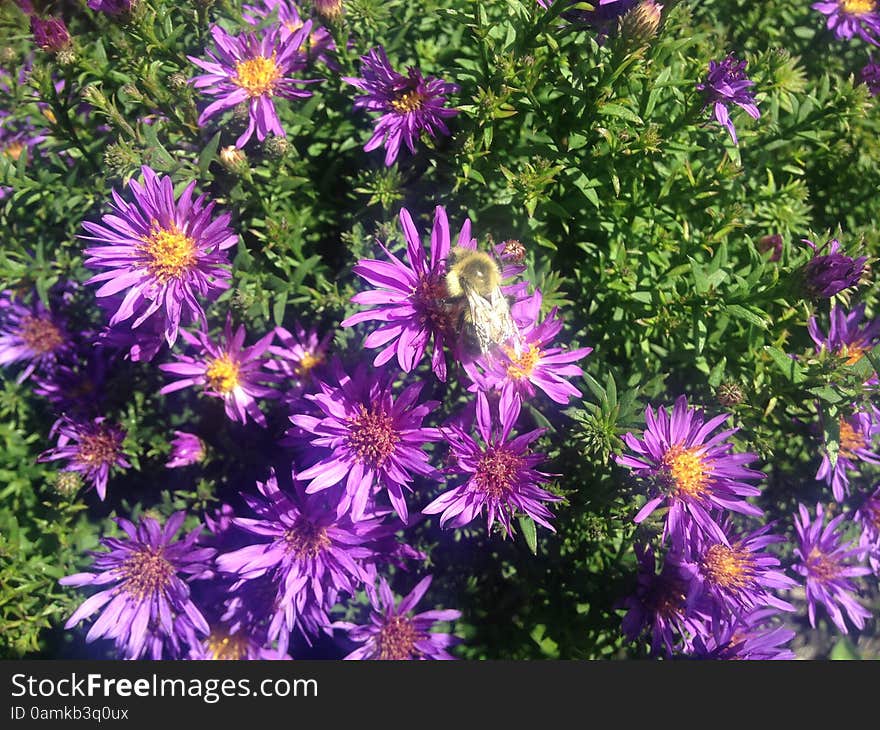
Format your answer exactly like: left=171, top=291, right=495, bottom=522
left=688, top=608, right=796, bottom=660
left=792, top=502, right=872, bottom=634
left=159, top=317, right=278, bottom=427
left=266, top=322, right=331, bottom=399
left=861, top=56, right=880, bottom=94
left=188, top=623, right=291, bottom=660
left=0, top=291, right=71, bottom=382
left=87, top=0, right=134, bottom=14
left=189, top=24, right=319, bottom=148
left=808, top=303, right=879, bottom=383
left=855, top=484, right=880, bottom=574
left=59, top=512, right=214, bottom=660
left=616, top=395, right=764, bottom=544
left=215, top=471, right=391, bottom=649
left=341, top=206, right=474, bottom=382
left=812, top=1, right=880, bottom=46
left=800, top=238, right=867, bottom=299
left=30, top=16, right=71, bottom=53
left=337, top=575, right=460, bottom=660
left=244, top=0, right=337, bottom=68
left=815, top=408, right=880, bottom=502
left=291, top=361, right=440, bottom=523
left=37, top=416, right=130, bottom=501
left=423, top=391, right=560, bottom=538
left=81, top=166, right=237, bottom=347
left=344, top=46, right=459, bottom=166
left=468, top=289, right=592, bottom=405
left=166, top=431, right=206, bottom=468
left=697, top=53, right=760, bottom=145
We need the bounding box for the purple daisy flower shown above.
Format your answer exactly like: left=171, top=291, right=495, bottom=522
left=96, top=297, right=167, bottom=363
left=59, top=512, right=214, bottom=660
left=615, top=395, right=765, bottom=544
left=677, top=521, right=795, bottom=620
left=291, top=361, right=440, bottom=523
left=688, top=608, right=796, bottom=660
left=244, top=0, right=337, bottom=69
left=422, top=390, right=561, bottom=538
left=188, top=24, right=319, bottom=148
left=87, top=0, right=134, bottom=14
left=37, top=416, right=130, bottom=501
left=855, top=484, right=880, bottom=574
left=861, top=56, right=880, bottom=94
left=0, top=291, right=71, bottom=382
left=166, top=431, right=206, bottom=468
left=808, top=303, right=880, bottom=379
left=266, top=322, right=331, bottom=401
left=343, top=46, right=459, bottom=166
left=621, top=544, right=713, bottom=656
left=337, top=575, right=461, bottom=660
left=341, top=206, right=475, bottom=382
left=159, top=317, right=278, bottom=427
left=215, top=471, right=390, bottom=649
left=800, top=238, right=867, bottom=299
left=188, top=623, right=291, bottom=660
left=32, top=348, right=111, bottom=415
left=468, top=289, right=592, bottom=405
left=815, top=409, right=880, bottom=502
left=813, top=1, right=880, bottom=46
left=30, top=16, right=71, bottom=53
left=81, top=166, right=237, bottom=347
left=793, top=502, right=872, bottom=634
left=696, top=53, right=760, bottom=145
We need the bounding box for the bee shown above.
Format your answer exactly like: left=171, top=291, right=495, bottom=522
left=444, top=247, right=520, bottom=356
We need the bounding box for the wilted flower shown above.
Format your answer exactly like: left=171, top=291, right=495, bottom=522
left=166, top=431, right=206, bottom=468
left=815, top=409, right=880, bottom=502
left=291, top=361, right=440, bottom=523
left=792, top=502, right=872, bottom=634
left=423, top=391, right=560, bottom=538
left=616, top=395, right=764, bottom=544
left=344, top=46, right=459, bottom=166
left=812, top=1, right=880, bottom=46
left=189, top=24, right=319, bottom=148
left=30, top=16, right=71, bottom=53
left=160, top=317, right=278, bottom=427
left=337, top=575, right=460, bottom=659
left=81, top=166, right=237, bottom=347
left=313, top=0, right=343, bottom=22
left=59, top=512, right=214, bottom=659
left=0, top=291, right=71, bottom=382
left=697, top=53, right=760, bottom=145
left=800, top=238, right=867, bottom=299
left=37, top=416, right=129, bottom=501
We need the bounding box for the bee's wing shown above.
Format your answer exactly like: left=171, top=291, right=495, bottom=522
left=466, top=288, right=520, bottom=354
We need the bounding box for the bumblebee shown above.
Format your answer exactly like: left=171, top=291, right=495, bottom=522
left=444, top=247, right=520, bottom=356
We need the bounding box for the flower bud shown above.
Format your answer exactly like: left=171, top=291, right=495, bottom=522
left=30, top=16, right=71, bottom=54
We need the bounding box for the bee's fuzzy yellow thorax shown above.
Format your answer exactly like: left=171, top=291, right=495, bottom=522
left=445, top=248, right=501, bottom=298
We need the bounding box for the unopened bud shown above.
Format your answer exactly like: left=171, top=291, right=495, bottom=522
left=313, top=0, right=344, bottom=22
left=716, top=382, right=745, bottom=407
left=30, top=16, right=72, bottom=54
left=618, top=0, right=663, bottom=47
left=219, top=145, right=248, bottom=174
left=168, top=72, right=189, bottom=92
left=53, top=471, right=82, bottom=498
left=263, top=135, right=291, bottom=159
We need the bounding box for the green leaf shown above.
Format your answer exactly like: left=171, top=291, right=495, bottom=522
left=764, top=346, right=806, bottom=384
left=726, top=304, right=769, bottom=330
left=198, top=132, right=221, bottom=176
left=518, top=516, right=537, bottom=555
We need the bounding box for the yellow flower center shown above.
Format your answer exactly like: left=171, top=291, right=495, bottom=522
left=141, top=221, right=198, bottom=283
left=475, top=447, right=522, bottom=499
left=390, top=89, right=427, bottom=113
left=206, top=629, right=249, bottom=660
left=346, top=405, right=399, bottom=469
left=3, top=141, right=25, bottom=161
left=121, top=547, right=174, bottom=600
left=661, top=444, right=709, bottom=498
left=505, top=344, right=541, bottom=380
left=840, top=0, right=875, bottom=14
left=284, top=519, right=331, bottom=559
left=233, top=55, right=282, bottom=97
left=284, top=19, right=304, bottom=33
left=700, top=543, right=753, bottom=592
left=205, top=355, right=240, bottom=394
left=18, top=314, right=64, bottom=354
left=839, top=418, right=866, bottom=459
left=78, top=427, right=121, bottom=466
left=295, top=350, right=323, bottom=378
left=807, top=547, right=839, bottom=582
left=375, top=615, right=421, bottom=660
left=841, top=340, right=867, bottom=366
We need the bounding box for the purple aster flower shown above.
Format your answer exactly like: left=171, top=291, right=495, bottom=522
left=30, top=16, right=71, bottom=53
left=59, top=512, right=214, bottom=660
left=244, top=0, right=337, bottom=69
left=215, top=471, right=390, bottom=649
left=341, top=206, right=472, bottom=381
left=337, top=575, right=460, bottom=660
left=855, top=484, right=880, bottom=574
left=166, top=431, right=206, bottom=468
left=32, top=348, right=111, bottom=415
left=861, top=56, right=880, bottom=94
left=81, top=167, right=236, bottom=347
left=423, top=390, right=561, bottom=538
left=266, top=322, right=331, bottom=401
left=621, top=543, right=713, bottom=656
left=813, top=1, right=880, bottom=46
left=188, top=623, right=291, bottom=660
left=615, top=395, right=764, bottom=544
left=815, top=409, right=880, bottom=502
left=343, top=46, right=459, bottom=166
left=800, top=237, right=867, bottom=299
left=793, top=502, right=872, bottom=633
left=188, top=24, right=319, bottom=148
left=688, top=608, right=796, bottom=660
left=159, top=317, right=278, bottom=427
left=697, top=53, right=760, bottom=145
left=96, top=309, right=167, bottom=363
left=808, top=303, right=880, bottom=376
left=37, top=416, right=129, bottom=501
left=467, top=289, right=592, bottom=405
left=758, top=233, right=784, bottom=262
left=0, top=291, right=71, bottom=382
left=87, top=0, right=134, bottom=15
left=677, top=522, right=795, bottom=620
left=291, top=361, right=440, bottom=523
